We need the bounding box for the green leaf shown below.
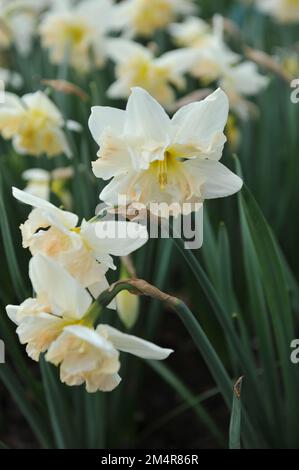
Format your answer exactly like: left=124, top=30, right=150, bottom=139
left=0, top=173, right=27, bottom=300
left=40, top=357, right=73, bottom=449
left=239, top=184, right=298, bottom=426
left=84, top=392, right=106, bottom=449
left=0, top=365, right=51, bottom=448
left=147, top=361, right=224, bottom=447
left=229, top=377, right=243, bottom=449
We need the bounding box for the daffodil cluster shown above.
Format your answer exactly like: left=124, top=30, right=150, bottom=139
left=6, top=187, right=173, bottom=392
left=2, top=0, right=278, bottom=396
left=170, top=15, right=269, bottom=118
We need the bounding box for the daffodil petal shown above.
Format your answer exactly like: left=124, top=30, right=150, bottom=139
left=186, top=159, right=243, bottom=199
left=94, top=220, right=148, bottom=257
left=172, top=88, right=229, bottom=151
left=99, top=324, right=174, bottom=360
left=125, top=87, right=171, bottom=141
left=12, top=187, right=78, bottom=228
left=89, top=106, right=125, bottom=143
left=29, top=254, right=92, bottom=319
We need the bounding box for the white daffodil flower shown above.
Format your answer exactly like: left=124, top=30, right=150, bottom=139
left=6, top=253, right=93, bottom=361
left=22, top=166, right=74, bottom=207
left=170, top=16, right=240, bottom=84
left=0, top=0, right=43, bottom=56
left=12, top=187, right=148, bottom=298
left=189, top=39, right=240, bottom=84
left=39, top=0, right=116, bottom=72
left=0, top=91, right=71, bottom=158
left=46, top=324, right=173, bottom=392
left=6, top=254, right=172, bottom=391
left=255, top=0, right=299, bottom=23
left=89, top=87, right=243, bottom=217
left=107, top=38, right=199, bottom=106
left=219, top=61, right=269, bottom=119
left=22, top=169, right=51, bottom=201
left=113, top=0, right=195, bottom=38
left=169, top=16, right=213, bottom=48
left=0, top=67, right=23, bottom=89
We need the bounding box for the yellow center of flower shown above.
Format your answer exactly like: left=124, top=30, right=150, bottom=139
left=71, top=227, right=81, bottom=234
left=150, top=148, right=181, bottom=190
left=118, top=54, right=171, bottom=103
left=17, top=108, right=62, bottom=156
left=133, top=0, right=174, bottom=35
left=63, top=22, right=87, bottom=45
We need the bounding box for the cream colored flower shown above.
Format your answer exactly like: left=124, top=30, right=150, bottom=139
left=255, top=0, right=299, bottom=23
left=13, top=187, right=148, bottom=298
left=22, top=167, right=74, bottom=207
left=0, top=91, right=71, bottom=158
left=114, top=0, right=195, bottom=37
left=6, top=253, right=93, bottom=360
left=0, top=0, right=44, bottom=55
left=46, top=323, right=173, bottom=392
left=189, top=40, right=239, bottom=84
left=169, top=16, right=212, bottom=48
left=39, top=0, right=116, bottom=72
left=107, top=38, right=198, bottom=106
left=170, top=16, right=239, bottom=84
left=89, top=87, right=242, bottom=217
left=0, top=67, right=22, bottom=89
left=22, top=169, right=51, bottom=200
left=6, top=254, right=172, bottom=390
left=219, top=61, right=269, bottom=119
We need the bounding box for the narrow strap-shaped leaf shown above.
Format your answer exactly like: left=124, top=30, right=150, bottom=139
left=0, top=365, right=51, bottom=448
left=0, top=173, right=27, bottom=300
left=229, top=377, right=243, bottom=449
left=148, top=360, right=225, bottom=447
left=239, top=184, right=299, bottom=442
left=84, top=392, right=106, bottom=449
left=40, top=357, right=73, bottom=449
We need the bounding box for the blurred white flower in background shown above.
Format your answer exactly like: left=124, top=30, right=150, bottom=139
left=170, top=14, right=269, bottom=116
left=39, top=0, right=117, bottom=72
left=114, top=0, right=196, bottom=37
left=255, top=0, right=299, bottom=23
left=89, top=87, right=242, bottom=217
left=107, top=38, right=199, bottom=106
left=22, top=168, right=51, bottom=200
left=169, top=16, right=211, bottom=48
left=220, top=61, right=269, bottom=119
left=22, top=166, right=74, bottom=207
left=12, top=187, right=148, bottom=299
left=6, top=253, right=173, bottom=392
left=0, top=0, right=45, bottom=56
left=0, top=67, right=22, bottom=89
left=170, top=15, right=240, bottom=84
left=0, top=90, right=71, bottom=157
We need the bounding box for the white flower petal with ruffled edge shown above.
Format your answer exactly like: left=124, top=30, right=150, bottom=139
left=171, top=88, right=229, bottom=152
